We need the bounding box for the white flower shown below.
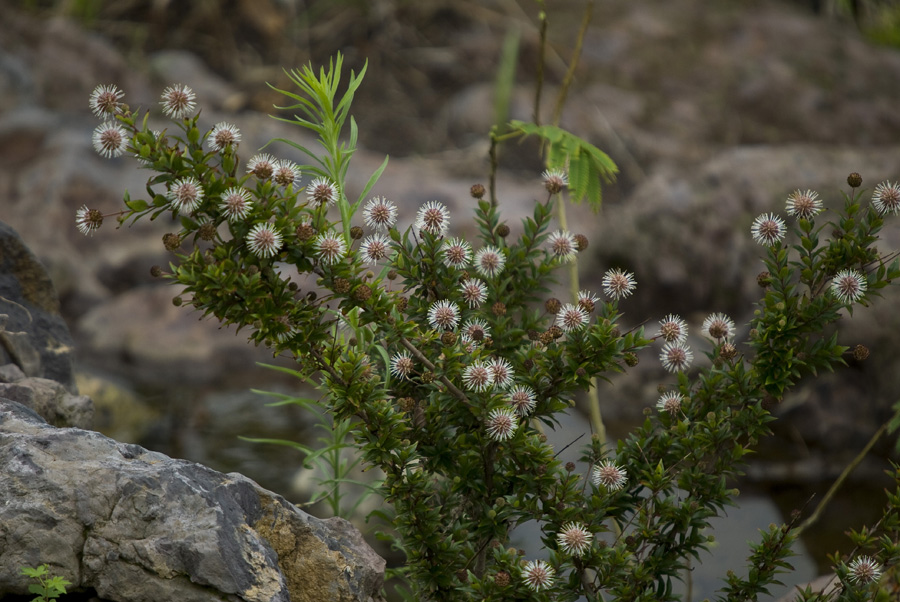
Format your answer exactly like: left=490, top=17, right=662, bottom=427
left=92, top=121, right=128, bottom=158
left=315, top=232, right=347, bottom=265
left=485, top=407, right=518, bottom=441
left=591, top=459, right=627, bottom=491
left=659, top=341, right=693, bottom=373
left=602, top=268, right=636, bottom=300
left=442, top=237, right=473, bottom=268
left=427, top=300, right=460, bottom=330
left=656, top=314, right=688, bottom=343
left=415, top=200, right=450, bottom=236
left=206, top=122, right=241, bottom=151
left=459, top=278, right=488, bottom=308
left=360, top=233, right=391, bottom=264
left=167, top=177, right=204, bottom=214
left=556, top=522, right=592, bottom=557
left=830, top=269, right=867, bottom=304
left=160, top=83, right=196, bottom=118
left=219, top=187, right=253, bottom=222
left=246, top=223, right=283, bottom=258
left=751, top=213, right=786, bottom=246
left=89, top=84, right=124, bottom=117
left=474, top=246, right=505, bottom=278
left=547, top=230, right=577, bottom=262
left=362, top=196, right=398, bottom=230
left=701, top=312, right=736, bottom=342
left=507, top=385, right=537, bottom=416
left=556, top=303, right=589, bottom=332
left=521, top=559, right=555, bottom=591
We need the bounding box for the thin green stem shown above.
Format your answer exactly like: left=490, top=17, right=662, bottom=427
left=795, top=408, right=898, bottom=536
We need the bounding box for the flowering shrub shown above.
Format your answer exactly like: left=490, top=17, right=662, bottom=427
left=80, top=52, right=900, bottom=601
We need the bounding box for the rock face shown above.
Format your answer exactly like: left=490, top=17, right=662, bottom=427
left=0, top=399, right=385, bottom=602
left=0, top=221, right=78, bottom=392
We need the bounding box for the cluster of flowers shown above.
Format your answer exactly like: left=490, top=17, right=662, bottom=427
left=81, top=82, right=893, bottom=596
left=751, top=186, right=900, bottom=304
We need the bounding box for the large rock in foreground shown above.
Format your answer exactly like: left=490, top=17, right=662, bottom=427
left=0, top=400, right=385, bottom=602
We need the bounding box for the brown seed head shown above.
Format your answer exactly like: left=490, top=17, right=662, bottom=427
left=163, top=233, right=182, bottom=252
left=350, top=226, right=364, bottom=240
left=757, top=271, right=771, bottom=288
left=352, top=285, right=372, bottom=301
left=494, top=571, right=510, bottom=587
left=150, top=265, right=163, bottom=278
left=441, top=331, right=458, bottom=346
left=295, top=223, right=316, bottom=241
left=847, top=172, right=863, bottom=188
left=470, top=183, right=486, bottom=199
left=852, top=344, right=870, bottom=361
left=492, top=301, right=507, bottom=316
left=574, top=233, right=589, bottom=251
left=624, top=352, right=639, bottom=367
left=545, top=298, right=562, bottom=314
left=333, top=278, right=351, bottom=294
left=198, top=221, right=217, bottom=241
left=496, top=223, right=510, bottom=238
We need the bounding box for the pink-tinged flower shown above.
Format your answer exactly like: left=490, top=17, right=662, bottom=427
left=159, top=83, right=196, bottom=118
left=556, top=522, right=592, bottom=557
left=273, top=160, right=301, bottom=187
left=577, top=290, right=600, bottom=313
left=461, top=318, right=490, bottom=343
left=701, top=312, right=736, bottom=342
left=660, top=341, right=693, bottom=373
left=657, top=314, right=688, bottom=343
left=92, top=121, right=128, bottom=158
left=591, top=459, right=627, bottom=491
left=474, top=246, right=506, bottom=278
left=307, top=177, right=339, bottom=207
left=463, top=361, right=492, bottom=392
left=872, top=180, right=900, bottom=216
left=485, top=407, right=518, bottom=441
left=390, top=352, right=415, bottom=379
left=89, top=84, right=124, bottom=117
left=167, top=177, right=204, bottom=214
left=602, top=268, right=636, bottom=300
left=831, top=269, right=867, bottom=304
left=427, top=299, right=460, bottom=330
left=206, top=122, right=241, bottom=151
left=521, top=559, right=555, bottom=591
left=247, top=153, right=277, bottom=180
left=459, top=278, right=488, bottom=308
left=507, top=385, right=537, bottom=416
left=362, top=196, right=398, bottom=231
left=219, top=187, right=253, bottom=222
left=547, top=230, right=578, bottom=263
left=542, top=168, right=569, bottom=194
left=657, top=391, right=684, bottom=416
left=246, top=223, right=283, bottom=258
left=360, top=233, right=391, bottom=264
left=751, top=213, right=786, bottom=246
left=315, top=232, right=347, bottom=265
left=785, top=189, right=823, bottom=219
left=488, top=357, right=515, bottom=390
left=556, top=303, right=589, bottom=332
left=848, top=555, right=882, bottom=585
left=442, top=237, right=473, bottom=268
left=415, top=200, right=450, bottom=236
left=75, top=205, right=103, bottom=236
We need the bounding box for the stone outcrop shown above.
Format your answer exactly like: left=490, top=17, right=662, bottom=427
left=0, top=399, right=385, bottom=602
left=0, top=222, right=78, bottom=392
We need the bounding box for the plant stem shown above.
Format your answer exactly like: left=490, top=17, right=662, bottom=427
left=795, top=408, right=898, bottom=536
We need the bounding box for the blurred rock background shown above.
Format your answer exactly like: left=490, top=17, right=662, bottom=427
left=2, top=0, right=900, bottom=593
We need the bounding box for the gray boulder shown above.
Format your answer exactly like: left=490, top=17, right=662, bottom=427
left=0, top=221, right=78, bottom=392
left=0, top=399, right=385, bottom=602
